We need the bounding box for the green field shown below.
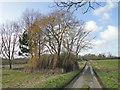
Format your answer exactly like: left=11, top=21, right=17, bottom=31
left=2, top=58, right=28, bottom=65
left=91, top=59, right=119, bottom=88
left=2, top=60, right=86, bottom=88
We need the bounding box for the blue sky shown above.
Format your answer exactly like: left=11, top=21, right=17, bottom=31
left=0, top=1, right=118, bottom=56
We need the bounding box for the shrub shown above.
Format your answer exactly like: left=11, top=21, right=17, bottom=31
left=25, top=52, right=79, bottom=73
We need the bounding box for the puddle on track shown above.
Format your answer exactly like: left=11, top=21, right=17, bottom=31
left=65, top=61, right=102, bottom=89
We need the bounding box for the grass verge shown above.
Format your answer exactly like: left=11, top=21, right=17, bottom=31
left=34, top=70, right=79, bottom=88
left=91, top=59, right=119, bottom=88
left=2, top=61, right=86, bottom=88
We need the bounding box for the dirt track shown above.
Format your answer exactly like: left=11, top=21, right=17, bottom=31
left=65, top=61, right=102, bottom=88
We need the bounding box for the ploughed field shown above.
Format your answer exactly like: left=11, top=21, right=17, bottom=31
left=91, top=59, right=119, bottom=88
left=2, top=59, right=86, bottom=88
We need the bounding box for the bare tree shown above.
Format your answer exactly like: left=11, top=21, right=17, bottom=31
left=74, top=26, right=93, bottom=56
left=20, top=9, right=94, bottom=72
left=63, top=21, right=93, bottom=57
left=41, top=10, right=79, bottom=68
left=1, top=21, right=20, bottom=69
left=54, top=0, right=103, bottom=14
left=21, top=9, right=42, bottom=30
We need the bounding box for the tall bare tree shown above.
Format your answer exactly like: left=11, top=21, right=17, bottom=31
left=41, top=10, right=79, bottom=68
left=22, top=9, right=42, bottom=30
left=1, top=21, right=20, bottom=69
left=63, top=21, right=93, bottom=57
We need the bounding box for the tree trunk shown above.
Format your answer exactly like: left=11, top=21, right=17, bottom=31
left=76, top=54, right=78, bottom=57
left=57, top=45, right=61, bottom=67
left=38, top=40, right=41, bottom=59
left=9, top=59, right=12, bottom=69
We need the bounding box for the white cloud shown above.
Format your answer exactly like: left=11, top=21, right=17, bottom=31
left=93, top=1, right=115, bottom=20
left=93, top=1, right=114, bottom=16
left=92, top=39, right=106, bottom=46
left=102, top=13, right=110, bottom=20
left=100, top=25, right=118, bottom=40
left=85, top=21, right=103, bottom=32
left=79, top=49, right=95, bottom=56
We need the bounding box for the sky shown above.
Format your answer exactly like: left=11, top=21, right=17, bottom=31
left=0, top=0, right=119, bottom=57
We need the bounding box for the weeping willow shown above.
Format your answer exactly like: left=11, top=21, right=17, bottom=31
left=25, top=20, right=57, bottom=70
left=25, top=20, right=42, bottom=69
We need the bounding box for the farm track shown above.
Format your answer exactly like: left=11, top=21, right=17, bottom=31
left=65, top=61, right=102, bottom=88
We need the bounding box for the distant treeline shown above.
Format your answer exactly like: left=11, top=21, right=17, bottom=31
left=79, top=54, right=119, bottom=60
